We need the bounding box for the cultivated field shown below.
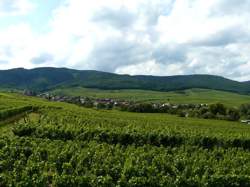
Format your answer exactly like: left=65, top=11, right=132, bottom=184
left=52, top=87, right=250, bottom=107
left=1, top=92, right=250, bottom=186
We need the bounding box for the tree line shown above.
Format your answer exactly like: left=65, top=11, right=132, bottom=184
left=113, top=103, right=250, bottom=122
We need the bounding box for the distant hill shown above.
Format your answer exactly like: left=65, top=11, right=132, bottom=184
left=0, top=67, right=250, bottom=94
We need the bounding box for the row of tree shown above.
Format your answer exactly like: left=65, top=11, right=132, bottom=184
left=118, top=102, right=245, bottom=122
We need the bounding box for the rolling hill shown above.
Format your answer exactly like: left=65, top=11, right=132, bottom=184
left=0, top=67, right=250, bottom=94
left=51, top=87, right=250, bottom=107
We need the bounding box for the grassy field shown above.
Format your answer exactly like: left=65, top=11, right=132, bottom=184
left=52, top=87, right=250, bottom=107
left=1, top=93, right=250, bottom=186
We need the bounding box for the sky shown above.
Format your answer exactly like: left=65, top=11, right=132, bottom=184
left=0, top=0, right=250, bottom=81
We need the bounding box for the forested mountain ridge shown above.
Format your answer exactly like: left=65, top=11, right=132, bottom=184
left=0, top=67, right=249, bottom=94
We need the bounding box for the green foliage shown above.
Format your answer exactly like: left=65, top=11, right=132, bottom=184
left=1, top=93, right=250, bottom=186
left=52, top=87, right=250, bottom=107
left=226, top=108, right=240, bottom=121
left=209, top=103, right=227, bottom=115
left=239, top=103, right=250, bottom=118
left=126, top=103, right=154, bottom=113
left=118, top=102, right=240, bottom=122
left=1, top=67, right=250, bottom=94
left=0, top=106, right=34, bottom=121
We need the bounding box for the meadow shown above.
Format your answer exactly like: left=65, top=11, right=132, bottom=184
left=52, top=87, right=250, bottom=107
left=1, top=92, right=250, bottom=186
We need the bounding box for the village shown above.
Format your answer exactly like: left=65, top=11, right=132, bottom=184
left=22, top=90, right=237, bottom=120
left=23, top=90, right=250, bottom=124
left=35, top=92, right=189, bottom=110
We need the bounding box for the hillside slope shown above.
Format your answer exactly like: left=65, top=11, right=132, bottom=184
left=51, top=88, right=250, bottom=107
left=0, top=67, right=250, bottom=94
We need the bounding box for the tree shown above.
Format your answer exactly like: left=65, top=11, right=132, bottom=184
left=202, top=112, right=215, bottom=119
left=239, top=104, right=250, bottom=118
left=209, top=103, right=226, bottom=115
left=227, top=108, right=240, bottom=121
left=178, top=111, right=187, bottom=117
left=96, top=102, right=106, bottom=109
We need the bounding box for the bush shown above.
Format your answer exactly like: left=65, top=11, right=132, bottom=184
left=178, top=111, right=187, bottom=117
left=96, top=103, right=107, bottom=109
left=239, top=104, right=250, bottom=118
left=209, top=103, right=226, bottom=115
left=226, top=108, right=240, bottom=121
left=127, top=103, right=154, bottom=113
left=202, top=112, right=215, bottom=119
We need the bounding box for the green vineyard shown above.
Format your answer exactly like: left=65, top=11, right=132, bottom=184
left=1, top=93, right=250, bottom=186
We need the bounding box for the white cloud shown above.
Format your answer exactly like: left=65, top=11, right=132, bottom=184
left=0, top=24, right=34, bottom=69
left=0, top=0, right=250, bottom=81
left=116, top=60, right=184, bottom=76
left=0, top=0, right=34, bottom=17
left=156, top=0, right=243, bottom=44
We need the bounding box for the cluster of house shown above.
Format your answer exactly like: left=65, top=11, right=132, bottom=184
left=152, top=103, right=208, bottom=109
left=36, top=92, right=131, bottom=108
left=34, top=92, right=209, bottom=111
left=23, top=90, right=250, bottom=124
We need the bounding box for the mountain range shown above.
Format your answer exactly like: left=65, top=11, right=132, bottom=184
left=0, top=67, right=249, bottom=94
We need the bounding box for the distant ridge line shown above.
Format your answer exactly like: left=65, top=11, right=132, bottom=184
left=0, top=67, right=249, bottom=94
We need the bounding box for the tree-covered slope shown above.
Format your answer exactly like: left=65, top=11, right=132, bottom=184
left=0, top=67, right=250, bottom=94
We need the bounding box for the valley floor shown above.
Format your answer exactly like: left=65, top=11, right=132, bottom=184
left=52, top=87, right=250, bottom=107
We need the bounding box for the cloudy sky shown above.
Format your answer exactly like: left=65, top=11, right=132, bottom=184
left=0, top=0, right=250, bottom=81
